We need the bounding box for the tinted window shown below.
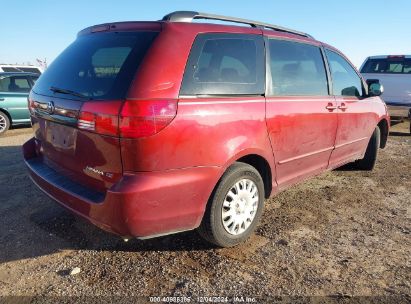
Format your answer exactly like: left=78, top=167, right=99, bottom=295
left=0, top=76, right=31, bottom=92
left=18, top=67, right=42, bottom=73
left=326, top=50, right=363, bottom=97
left=268, top=40, right=328, bottom=96
left=33, top=31, right=158, bottom=100
left=361, top=58, right=411, bottom=74
left=181, top=34, right=265, bottom=95
left=1, top=67, right=21, bottom=72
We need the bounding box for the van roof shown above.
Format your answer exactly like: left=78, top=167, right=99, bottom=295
left=79, top=11, right=314, bottom=40
left=162, top=11, right=313, bottom=38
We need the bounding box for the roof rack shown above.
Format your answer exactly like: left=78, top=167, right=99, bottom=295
left=162, top=11, right=313, bottom=39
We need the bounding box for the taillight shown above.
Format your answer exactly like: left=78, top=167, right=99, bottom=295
left=387, top=55, right=405, bottom=61
left=28, top=98, right=35, bottom=114
left=78, top=101, right=122, bottom=136
left=77, top=100, right=177, bottom=138
left=119, top=100, right=177, bottom=138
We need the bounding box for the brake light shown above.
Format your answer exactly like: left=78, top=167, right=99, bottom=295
left=119, top=100, right=177, bottom=138
left=77, top=100, right=177, bottom=138
left=387, top=55, right=405, bottom=61
left=91, top=25, right=110, bottom=33
left=78, top=101, right=121, bottom=136
left=388, top=55, right=405, bottom=58
left=28, top=98, right=35, bottom=114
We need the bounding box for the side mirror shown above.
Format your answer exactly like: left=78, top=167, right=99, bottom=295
left=366, top=79, right=383, bottom=97
left=369, top=82, right=384, bottom=97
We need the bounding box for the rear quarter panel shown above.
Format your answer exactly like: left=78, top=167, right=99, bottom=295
left=120, top=97, right=275, bottom=172
left=119, top=97, right=277, bottom=229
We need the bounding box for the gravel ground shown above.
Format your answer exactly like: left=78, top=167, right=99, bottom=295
left=0, top=122, right=410, bottom=303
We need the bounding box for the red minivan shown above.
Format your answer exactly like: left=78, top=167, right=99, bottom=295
left=23, top=11, right=389, bottom=247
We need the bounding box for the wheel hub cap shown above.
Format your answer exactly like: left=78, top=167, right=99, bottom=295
left=221, top=178, right=259, bottom=235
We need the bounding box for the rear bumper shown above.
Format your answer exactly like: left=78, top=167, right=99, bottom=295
left=23, top=137, right=221, bottom=238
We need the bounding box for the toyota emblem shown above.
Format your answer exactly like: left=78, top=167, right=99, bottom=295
left=46, top=101, right=55, bottom=114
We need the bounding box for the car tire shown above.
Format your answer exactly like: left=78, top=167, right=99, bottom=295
left=354, top=126, right=380, bottom=171
left=197, top=162, right=265, bottom=247
left=0, top=111, right=10, bottom=135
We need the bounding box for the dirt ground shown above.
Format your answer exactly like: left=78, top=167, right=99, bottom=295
left=0, top=122, right=410, bottom=303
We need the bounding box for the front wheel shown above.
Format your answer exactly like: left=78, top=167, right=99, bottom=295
left=197, top=162, right=265, bottom=247
left=0, top=111, right=10, bottom=135
left=354, top=126, right=380, bottom=170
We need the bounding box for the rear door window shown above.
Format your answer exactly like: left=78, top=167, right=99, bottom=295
left=1, top=67, right=21, bottom=72
left=326, top=50, right=363, bottom=97
left=180, top=33, right=265, bottom=96
left=0, top=76, right=31, bottom=93
left=361, top=58, right=411, bottom=74
left=32, top=31, right=158, bottom=100
left=13, top=77, right=31, bottom=92
left=268, top=39, right=328, bottom=96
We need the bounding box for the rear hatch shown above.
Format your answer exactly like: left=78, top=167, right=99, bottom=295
left=361, top=56, right=411, bottom=105
left=29, top=28, right=159, bottom=193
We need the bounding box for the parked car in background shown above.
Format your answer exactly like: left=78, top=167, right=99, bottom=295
left=0, top=72, right=39, bottom=134
left=360, top=55, right=411, bottom=133
left=0, top=65, right=43, bottom=74
left=23, top=11, right=389, bottom=247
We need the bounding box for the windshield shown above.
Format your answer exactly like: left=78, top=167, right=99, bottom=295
left=33, top=31, right=158, bottom=100
left=361, top=58, right=411, bottom=74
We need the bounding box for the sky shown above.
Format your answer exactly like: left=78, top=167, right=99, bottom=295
left=1, top=0, right=410, bottom=68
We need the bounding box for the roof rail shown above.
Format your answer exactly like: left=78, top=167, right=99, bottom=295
left=162, top=11, right=313, bottom=39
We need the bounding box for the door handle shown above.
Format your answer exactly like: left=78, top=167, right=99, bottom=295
left=338, top=103, right=348, bottom=111
left=325, top=103, right=337, bottom=111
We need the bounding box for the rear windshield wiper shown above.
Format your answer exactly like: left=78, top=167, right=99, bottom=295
left=49, top=86, right=90, bottom=99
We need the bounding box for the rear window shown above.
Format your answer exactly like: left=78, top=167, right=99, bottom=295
left=361, top=58, right=411, bottom=74
left=18, top=67, right=42, bottom=73
left=1, top=67, right=21, bottom=72
left=33, top=31, right=158, bottom=100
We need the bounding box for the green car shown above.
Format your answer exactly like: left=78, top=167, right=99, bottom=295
left=0, top=72, right=39, bottom=134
